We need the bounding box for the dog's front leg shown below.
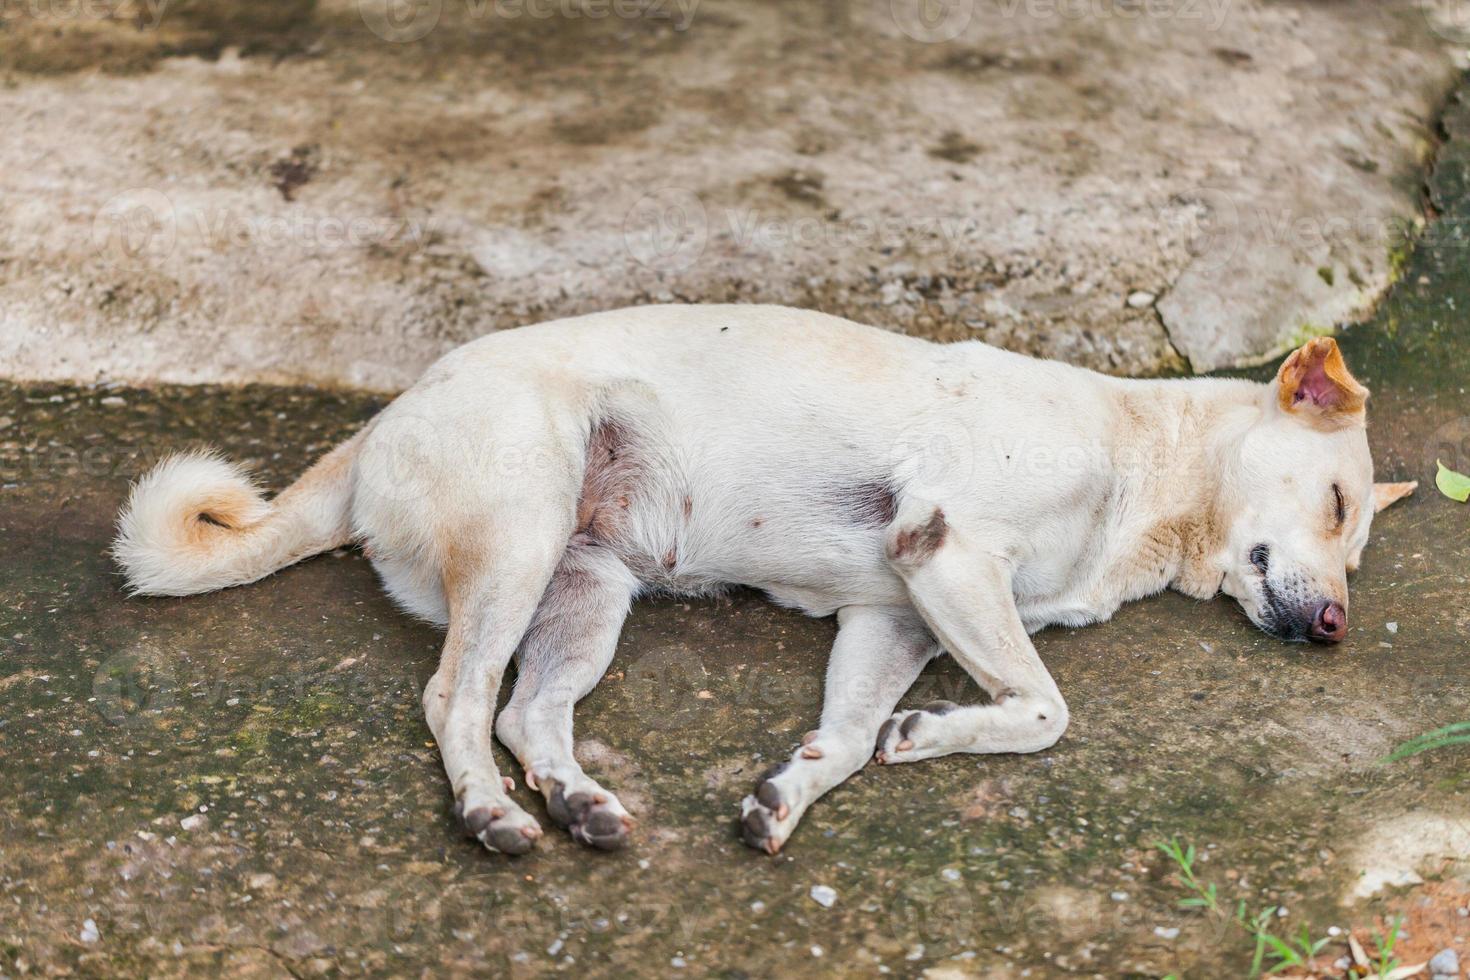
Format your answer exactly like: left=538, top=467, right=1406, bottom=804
left=875, top=507, right=1069, bottom=764
left=739, top=604, right=938, bottom=854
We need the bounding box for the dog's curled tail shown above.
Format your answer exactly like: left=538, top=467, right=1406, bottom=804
left=113, top=434, right=362, bottom=596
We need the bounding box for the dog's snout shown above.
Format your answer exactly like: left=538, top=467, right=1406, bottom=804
left=1309, top=601, right=1347, bottom=643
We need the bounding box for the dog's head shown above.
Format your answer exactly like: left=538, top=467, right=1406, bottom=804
left=1217, top=337, right=1415, bottom=644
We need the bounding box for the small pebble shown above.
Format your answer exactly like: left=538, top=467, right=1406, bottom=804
left=1110, top=891, right=1129, bottom=902
left=810, top=884, right=837, bottom=908
left=80, top=919, right=100, bottom=944
left=811, top=945, right=823, bottom=958
left=1386, top=621, right=1399, bottom=634
left=1153, top=926, right=1180, bottom=940
left=180, top=814, right=208, bottom=832
left=1429, top=947, right=1457, bottom=976
left=1127, top=290, right=1156, bottom=309
left=941, top=868, right=961, bottom=881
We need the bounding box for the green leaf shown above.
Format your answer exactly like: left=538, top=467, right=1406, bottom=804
left=1436, top=459, right=1470, bottom=502
left=1261, top=932, right=1300, bottom=966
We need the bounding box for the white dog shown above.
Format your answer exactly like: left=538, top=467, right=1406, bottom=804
left=113, top=305, right=1416, bottom=855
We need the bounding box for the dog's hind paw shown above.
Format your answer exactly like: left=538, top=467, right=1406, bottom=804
left=874, top=700, right=960, bottom=764
left=542, top=776, right=634, bottom=851
left=454, top=796, right=542, bottom=856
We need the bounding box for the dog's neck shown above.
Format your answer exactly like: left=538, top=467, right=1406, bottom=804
left=1103, top=377, right=1261, bottom=601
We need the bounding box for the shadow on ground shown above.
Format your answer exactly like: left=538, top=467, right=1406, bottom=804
left=2, top=78, right=1469, bottom=980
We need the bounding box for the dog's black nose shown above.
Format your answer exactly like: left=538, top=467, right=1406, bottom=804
left=1309, top=601, right=1347, bottom=643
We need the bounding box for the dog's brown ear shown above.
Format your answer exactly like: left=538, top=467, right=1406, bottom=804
left=1275, top=337, right=1368, bottom=429
left=1372, top=480, right=1416, bottom=512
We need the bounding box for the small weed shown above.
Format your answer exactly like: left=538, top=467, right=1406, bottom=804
left=1155, top=838, right=1330, bottom=978
left=1382, top=721, right=1470, bottom=762
left=1369, top=915, right=1403, bottom=978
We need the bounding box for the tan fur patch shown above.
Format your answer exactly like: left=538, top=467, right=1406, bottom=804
left=1275, top=337, right=1368, bottom=429
left=183, top=485, right=263, bottom=550
left=1372, top=480, right=1416, bottom=513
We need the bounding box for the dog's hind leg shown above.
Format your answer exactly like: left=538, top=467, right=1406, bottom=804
left=874, top=507, right=1069, bottom=765
left=739, top=604, right=938, bottom=854
left=495, top=541, right=640, bottom=850
left=423, top=508, right=574, bottom=856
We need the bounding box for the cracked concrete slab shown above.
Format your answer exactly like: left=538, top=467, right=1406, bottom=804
left=0, top=0, right=1466, bottom=386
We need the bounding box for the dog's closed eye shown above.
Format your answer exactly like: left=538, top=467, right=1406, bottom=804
left=1332, top=483, right=1345, bottom=528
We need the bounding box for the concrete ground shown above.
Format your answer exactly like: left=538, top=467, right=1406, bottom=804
left=2, top=72, right=1470, bottom=980
left=2, top=1, right=1469, bottom=387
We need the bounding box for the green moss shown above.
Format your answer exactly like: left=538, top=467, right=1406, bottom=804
left=1285, top=322, right=1334, bottom=349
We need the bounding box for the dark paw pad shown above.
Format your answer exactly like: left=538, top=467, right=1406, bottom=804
left=755, top=778, right=788, bottom=821
left=457, top=802, right=536, bottom=855
left=875, top=717, right=898, bottom=755
left=547, top=781, right=631, bottom=850
left=571, top=808, right=630, bottom=851
left=740, top=806, right=779, bottom=855
left=546, top=782, right=586, bottom=828
left=486, top=822, right=537, bottom=856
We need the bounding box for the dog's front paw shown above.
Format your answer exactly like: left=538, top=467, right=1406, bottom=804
left=454, top=794, right=543, bottom=855
left=874, top=700, right=960, bottom=764
left=739, top=765, right=797, bottom=855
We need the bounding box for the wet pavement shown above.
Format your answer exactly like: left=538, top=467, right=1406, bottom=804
left=3, top=80, right=1470, bottom=980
